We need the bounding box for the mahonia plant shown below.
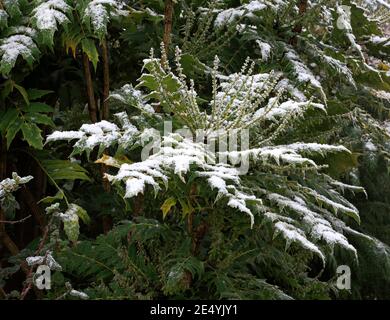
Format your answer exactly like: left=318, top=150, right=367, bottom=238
left=47, top=48, right=370, bottom=270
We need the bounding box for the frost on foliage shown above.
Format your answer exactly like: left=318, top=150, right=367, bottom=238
left=371, top=89, right=390, bottom=101
left=3, top=0, right=22, bottom=19
left=109, top=84, right=155, bottom=115
left=69, top=289, right=89, bottom=300
left=236, top=77, right=316, bottom=122
left=370, top=36, right=390, bottom=47
left=0, top=173, right=33, bottom=213
left=31, top=0, right=72, bottom=46
left=222, top=143, right=349, bottom=169
left=254, top=100, right=325, bottom=121
left=214, top=72, right=324, bottom=125
left=0, top=32, right=40, bottom=75
left=336, top=5, right=364, bottom=59
left=140, top=52, right=324, bottom=134
left=58, top=209, right=79, bottom=242
left=83, top=0, right=123, bottom=39
left=45, top=203, right=86, bottom=242
left=285, top=48, right=326, bottom=101
left=104, top=133, right=260, bottom=227
left=268, top=193, right=358, bottom=259
left=26, top=255, right=45, bottom=266
left=214, top=1, right=267, bottom=27
left=256, top=40, right=271, bottom=62
left=0, top=172, right=33, bottom=201
left=46, top=113, right=139, bottom=157
left=360, top=0, right=390, bottom=10
left=101, top=128, right=356, bottom=240
left=274, top=221, right=326, bottom=263
left=322, top=55, right=356, bottom=87
left=52, top=53, right=366, bottom=264
left=0, top=9, right=8, bottom=29
left=26, top=251, right=62, bottom=271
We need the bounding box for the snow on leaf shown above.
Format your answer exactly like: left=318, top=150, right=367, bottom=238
left=46, top=251, right=62, bottom=271
left=214, top=1, right=267, bottom=27
left=46, top=131, right=85, bottom=143
left=83, top=0, right=123, bottom=39
left=31, top=0, right=71, bottom=46
left=0, top=9, right=8, bottom=29
left=69, top=289, right=89, bottom=300
left=256, top=40, right=271, bottom=62
left=26, top=256, right=45, bottom=266
left=274, top=221, right=325, bottom=263
left=26, top=251, right=62, bottom=270
left=46, top=114, right=139, bottom=157
left=285, top=48, right=327, bottom=101
left=267, top=193, right=357, bottom=256
left=336, top=6, right=364, bottom=59
left=0, top=34, right=39, bottom=75
left=323, top=55, right=356, bottom=87
left=0, top=173, right=33, bottom=202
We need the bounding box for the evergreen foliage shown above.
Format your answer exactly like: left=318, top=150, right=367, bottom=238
left=0, top=0, right=389, bottom=300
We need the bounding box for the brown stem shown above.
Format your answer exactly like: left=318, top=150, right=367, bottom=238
left=0, top=214, right=29, bottom=275
left=0, top=215, right=31, bottom=224
left=100, top=165, right=112, bottom=234
left=101, top=39, right=110, bottom=121
left=162, top=0, right=174, bottom=63
left=100, top=39, right=112, bottom=232
left=82, top=53, right=98, bottom=123
left=290, top=0, right=308, bottom=45
left=187, top=212, right=193, bottom=235
left=133, top=194, right=144, bottom=216
left=0, top=211, right=43, bottom=299
left=20, top=188, right=45, bottom=230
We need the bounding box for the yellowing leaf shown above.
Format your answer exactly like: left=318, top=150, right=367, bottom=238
left=95, top=154, right=127, bottom=168
left=179, top=198, right=194, bottom=217
left=161, top=197, right=176, bottom=219
left=65, top=38, right=79, bottom=58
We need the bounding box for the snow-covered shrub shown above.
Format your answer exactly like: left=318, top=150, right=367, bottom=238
left=47, top=48, right=369, bottom=273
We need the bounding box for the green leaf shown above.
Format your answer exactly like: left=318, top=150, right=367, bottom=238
left=21, top=122, right=43, bottom=150
left=161, top=197, right=176, bottom=219
left=3, top=0, right=22, bottom=19
left=14, top=83, right=29, bottom=105
left=38, top=191, right=64, bottom=204
left=6, top=117, right=23, bottom=149
left=0, top=9, right=8, bottom=30
left=178, top=199, right=194, bottom=218
left=27, top=89, right=53, bottom=101
left=25, top=102, right=54, bottom=113
left=41, top=160, right=91, bottom=181
left=63, top=215, right=80, bottom=243
left=1, top=80, right=14, bottom=100
left=0, top=35, right=38, bottom=75
left=70, top=203, right=91, bottom=225
left=25, top=113, right=55, bottom=127
left=0, top=108, right=18, bottom=133
left=81, top=38, right=99, bottom=70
